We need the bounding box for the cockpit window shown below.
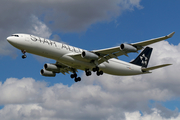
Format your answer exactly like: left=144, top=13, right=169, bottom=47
left=11, top=35, right=19, bottom=37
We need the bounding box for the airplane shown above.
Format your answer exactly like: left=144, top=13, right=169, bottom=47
left=7, top=32, right=175, bottom=82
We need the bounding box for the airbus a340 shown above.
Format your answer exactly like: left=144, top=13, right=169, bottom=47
left=7, top=32, right=175, bottom=82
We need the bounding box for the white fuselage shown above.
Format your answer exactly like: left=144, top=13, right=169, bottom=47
left=7, top=34, right=144, bottom=76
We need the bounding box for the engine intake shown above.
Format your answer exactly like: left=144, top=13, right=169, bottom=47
left=40, top=69, right=56, bottom=77
left=81, top=51, right=99, bottom=60
left=120, top=43, right=137, bottom=52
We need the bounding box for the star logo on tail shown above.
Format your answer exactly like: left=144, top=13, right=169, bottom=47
left=140, top=54, right=148, bottom=65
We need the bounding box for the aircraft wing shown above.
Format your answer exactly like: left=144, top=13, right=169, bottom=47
left=131, top=32, right=175, bottom=48
left=92, top=32, right=175, bottom=64
left=93, top=32, right=175, bottom=54
left=69, top=32, right=175, bottom=64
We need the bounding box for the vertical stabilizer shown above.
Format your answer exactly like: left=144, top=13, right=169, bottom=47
left=130, top=47, right=153, bottom=68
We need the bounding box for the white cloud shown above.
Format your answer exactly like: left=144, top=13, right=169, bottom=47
left=0, top=40, right=17, bottom=58
left=0, top=78, right=46, bottom=105
left=120, top=0, right=143, bottom=10
left=1, top=1, right=180, bottom=119
left=30, top=15, right=51, bottom=39
left=125, top=108, right=180, bottom=120
left=0, top=104, right=55, bottom=120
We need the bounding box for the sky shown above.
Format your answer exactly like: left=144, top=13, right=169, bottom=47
left=0, top=0, right=180, bottom=120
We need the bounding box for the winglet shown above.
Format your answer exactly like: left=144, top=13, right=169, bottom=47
left=167, top=32, right=175, bottom=38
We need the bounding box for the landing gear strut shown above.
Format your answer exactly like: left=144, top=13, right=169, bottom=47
left=21, top=50, right=27, bottom=59
left=70, top=73, right=81, bottom=82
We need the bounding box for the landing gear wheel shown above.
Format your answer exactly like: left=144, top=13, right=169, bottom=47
left=96, top=70, right=103, bottom=76
left=21, top=50, right=27, bottom=59
left=71, top=73, right=77, bottom=78
left=75, top=79, right=78, bottom=82
left=86, top=71, right=92, bottom=76
left=99, top=70, right=103, bottom=75
left=77, top=77, right=81, bottom=81
left=71, top=71, right=81, bottom=82
left=22, top=55, right=27, bottom=59
left=70, top=74, right=74, bottom=78
left=92, top=66, right=99, bottom=72
left=74, top=77, right=81, bottom=82
left=85, top=69, right=92, bottom=76
left=97, top=71, right=101, bottom=76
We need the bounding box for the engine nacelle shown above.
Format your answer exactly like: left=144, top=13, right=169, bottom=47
left=44, top=63, right=60, bottom=73
left=120, top=43, right=137, bottom=52
left=40, top=69, right=56, bottom=77
left=81, top=51, right=99, bottom=60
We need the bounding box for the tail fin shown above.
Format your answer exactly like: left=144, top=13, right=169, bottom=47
left=130, top=47, right=153, bottom=68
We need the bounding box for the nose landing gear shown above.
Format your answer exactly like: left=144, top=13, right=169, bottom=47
left=21, top=50, right=27, bottom=59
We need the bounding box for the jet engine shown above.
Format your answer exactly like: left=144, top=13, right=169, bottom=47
left=40, top=69, right=56, bottom=77
left=44, top=63, right=60, bottom=73
left=120, top=43, right=137, bottom=52
left=81, top=51, right=99, bottom=60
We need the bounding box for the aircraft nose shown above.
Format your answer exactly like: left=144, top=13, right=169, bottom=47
left=7, top=36, right=14, bottom=44
left=7, top=36, right=11, bottom=42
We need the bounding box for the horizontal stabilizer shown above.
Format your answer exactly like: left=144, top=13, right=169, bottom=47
left=142, top=64, right=172, bottom=72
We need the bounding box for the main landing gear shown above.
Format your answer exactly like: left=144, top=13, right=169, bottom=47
left=85, top=69, right=92, bottom=76
left=70, top=73, right=81, bottom=82
left=92, top=66, right=103, bottom=76
left=85, top=67, right=103, bottom=77
left=21, top=50, right=27, bottom=59
left=71, top=66, right=103, bottom=82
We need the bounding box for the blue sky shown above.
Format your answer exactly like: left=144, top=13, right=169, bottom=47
left=0, top=0, right=180, bottom=120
